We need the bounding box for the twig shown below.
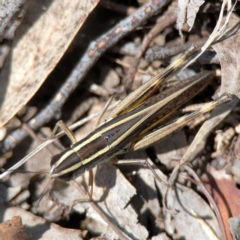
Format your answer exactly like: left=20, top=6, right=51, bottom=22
left=110, top=39, right=219, bottom=65
left=124, top=1, right=177, bottom=92
left=145, top=38, right=207, bottom=62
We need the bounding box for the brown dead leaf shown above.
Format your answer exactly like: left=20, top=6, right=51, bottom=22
left=204, top=167, right=240, bottom=240
left=0, top=0, right=99, bottom=127
left=0, top=216, right=29, bottom=240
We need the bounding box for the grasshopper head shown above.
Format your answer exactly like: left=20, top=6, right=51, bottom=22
left=50, top=148, right=85, bottom=181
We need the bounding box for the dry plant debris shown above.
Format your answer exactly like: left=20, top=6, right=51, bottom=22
left=0, top=215, right=29, bottom=240
left=0, top=0, right=99, bottom=127
left=0, top=0, right=240, bottom=239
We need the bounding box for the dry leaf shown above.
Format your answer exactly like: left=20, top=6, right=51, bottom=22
left=176, top=0, right=205, bottom=34
left=205, top=167, right=240, bottom=240
left=1, top=206, right=85, bottom=240
left=180, top=13, right=240, bottom=163
left=177, top=0, right=233, bottom=34
left=176, top=0, right=189, bottom=34
left=0, top=0, right=99, bottom=127
left=170, top=184, right=220, bottom=240
left=50, top=162, right=149, bottom=239
left=187, top=0, right=205, bottom=30
left=0, top=0, right=27, bottom=40
left=229, top=217, right=240, bottom=240
left=134, top=159, right=221, bottom=240
left=0, top=216, right=29, bottom=240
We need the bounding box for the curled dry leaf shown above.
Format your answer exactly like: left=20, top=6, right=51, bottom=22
left=0, top=0, right=99, bottom=127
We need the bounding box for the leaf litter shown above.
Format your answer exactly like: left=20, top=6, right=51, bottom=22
left=0, top=0, right=240, bottom=240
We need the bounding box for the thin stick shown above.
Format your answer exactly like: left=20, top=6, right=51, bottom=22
left=124, top=1, right=177, bottom=92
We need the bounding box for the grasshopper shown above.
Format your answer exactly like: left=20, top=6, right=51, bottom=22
left=49, top=46, right=230, bottom=187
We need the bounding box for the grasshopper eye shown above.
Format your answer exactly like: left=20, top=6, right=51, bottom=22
left=51, top=170, right=73, bottom=182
